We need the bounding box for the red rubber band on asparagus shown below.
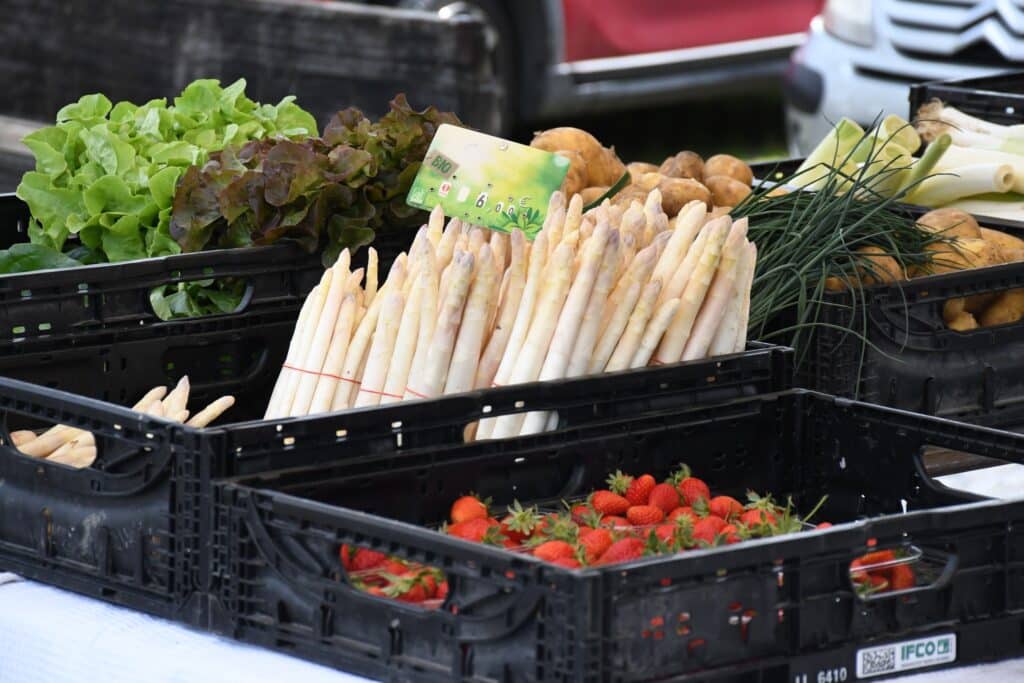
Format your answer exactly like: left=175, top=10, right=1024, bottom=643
left=404, top=387, right=429, bottom=399
left=358, top=387, right=404, bottom=399
left=281, top=363, right=343, bottom=381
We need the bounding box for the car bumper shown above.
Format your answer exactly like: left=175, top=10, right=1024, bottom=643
left=784, top=18, right=1002, bottom=156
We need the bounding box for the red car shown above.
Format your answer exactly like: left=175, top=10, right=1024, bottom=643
left=394, top=0, right=822, bottom=129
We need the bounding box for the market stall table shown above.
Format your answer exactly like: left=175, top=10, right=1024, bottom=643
left=2, top=568, right=1024, bottom=683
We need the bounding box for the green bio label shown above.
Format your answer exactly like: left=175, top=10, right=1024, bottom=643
left=406, top=124, right=569, bottom=239
left=855, top=633, right=956, bottom=678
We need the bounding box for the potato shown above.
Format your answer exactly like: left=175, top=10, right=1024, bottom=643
left=948, top=311, right=979, bottom=331
left=627, top=161, right=659, bottom=180
left=924, top=237, right=999, bottom=274
left=579, top=185, right=609, bottom=205
left=979, top=289, right=1024, bottom=327
left=943, top=298, right=966, bottom=323
left=635, top=172, right=664, bottom=192
left=591, top=147, right=627, bottom=187
left=980, top=227, right=1024, bottom=258
left=704, top=154, right=753, bottom=186
left=658, top=177, right=712, bottom=214
left=856, top=246, right=904, bottom=285
left=555, top=149, right=588, bottom=198
left=705, top=175, right=751, bottom=207
left=916, top=208, right=981, bottom=240
left=532, top=127, right=604, bottom=169
left=659, top=151, right=704, bottom=180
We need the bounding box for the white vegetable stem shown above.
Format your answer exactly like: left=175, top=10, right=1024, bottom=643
left=591, top=244, right=658, bottom=373
left=308, top=294, right=359, bottom=415
left=380, top=281, right=422, bottom=405
left=682, top=218, right=748, bottom=361
left=734, top=241, right=757, bottom=353
left=445, top=245, right=497, bottom=396
left=906, top=163, right=1014, bottom=207
left=354, top=292, right=405, bottom=408
left=288, top=252, right=351, bottom=416
left=655, top=217, right=730, bottom=363
left=489, top=242, right=575, bottom=439
left=520, top=222, right=609, bottom=435
left=411, top=251, right=474, bottom=398
left=605, top=278, right=663, bottom=372
left=708, top=238, right=754, bottom=357
left=566, top=230, right=621, bottom=377
left=264, top=283, right=320, bottom=419
left=404, top=251, right=439, bottom=400
left=631, top=296, right=681, bottom=368
left=475, top=230, right=527, bottom=389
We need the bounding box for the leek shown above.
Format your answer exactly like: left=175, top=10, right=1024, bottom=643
left=936, top=144, right=1024, bottom=193
left=905, top=163, right=1014, bottom=207
left=795, top=118, right=865, bottom=190
left=948, top=193, right=1024, bottom=221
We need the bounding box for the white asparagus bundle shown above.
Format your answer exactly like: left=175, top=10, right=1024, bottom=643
left=262, top=190, right=759, bottom=444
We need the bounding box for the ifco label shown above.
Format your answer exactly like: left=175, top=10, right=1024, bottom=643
left=856, top=633, right=956, bottom=678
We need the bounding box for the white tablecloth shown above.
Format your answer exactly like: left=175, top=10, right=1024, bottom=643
left=1, top=574, right=1022, bottom=683
left=2, top=469, right=1023, bottom=682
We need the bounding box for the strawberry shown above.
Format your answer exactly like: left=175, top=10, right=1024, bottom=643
left=384, top=573, right=428, bottom=603
left=626, top=474, right=656, bottom=506
left=626, top=505, right=665, bottom=526
left=692, top=515, right=727, bottom=547
left=709, top=495, right=743, bottom=520
left=654, top=523, right=679, bottom=549
left=534, top=512, right=579, bottom=543
left=417, top=571, right=439, bottom=598
left=380, top=559, right=410, bottom=576
left=591, top=490, right=630, bottom=516
left=890, top=564, right=915, bottom=591
left=596, top=537, right=645, bottom=565
left=739, top=508, right=778, bottom=530
left=601, top=515, right=630, bottom=528
left=350, top=548, right=387, bottom=572
left=720, top=524, right=742, bottom=544
left=648, top=483, right=680, bottom=514
left=447, top=517, right=506, bottom=545
left=450, top=494, right=489, bottom=524
left=816, top=522, right=833, bottom=530
left=366, top=585, right=387, bottom=598
left=579, top=527, right=613, bottom=563
left=570, top=504, right=592, bottom=524
left=670, top=464, right=710, bottom=506
left=668, top=506, right=696, bottom=523
left=340, top=544, right=355, bottom=570
left=860, top=549, right=896, bottom=565
left=436, top=580, right=449, bottom=600
left=551, top=557, right=582, bottom=569
left=533, top=540, right=576, bottom=562
left=501, top=501, right=541, bottom=544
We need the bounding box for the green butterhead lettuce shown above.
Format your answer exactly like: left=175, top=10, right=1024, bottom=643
left=13, top=78, right=317, bottom=268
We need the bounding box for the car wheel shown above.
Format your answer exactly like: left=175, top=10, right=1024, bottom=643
left=397, top=0, right=517, bottom=133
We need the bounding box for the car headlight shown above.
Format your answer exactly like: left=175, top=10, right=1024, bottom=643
left=824, top=0, right=875, bottom=46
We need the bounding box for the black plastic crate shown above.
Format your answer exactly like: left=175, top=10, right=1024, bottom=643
left=749, top=160, right=1024, bottom=428
left=210, top=389, right=1024, bottom=682
left=909, top=72, right=1024, bottom=126
left=0, top=342, right=792, bottom=623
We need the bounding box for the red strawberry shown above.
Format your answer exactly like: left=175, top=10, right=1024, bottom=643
left=626, top=505, right=665, bottom=526
left=551, top=557, right=582, bottom=569
left=366, top=585, right=387, bottom=598
left=417, top=571, right=439, bottom=598
left=890, top=564, right=915, bottom=591
left=720, top=524, right=742, bottom=544
left=592, top=490, right=630, bottom=516
left=380, top=559, right=410, bottom=576
left=340, top=544, right=355, bottom=570
left=436, top=580, right=449, bottom=600
left=450, top=495, right=489, bottom=524
left=350, top=548, right=387, bottom=572
left=535, top=512, right=579, bottom=543
left=648, top=483, right=680, bottom=514
left=579, top=527, right=613, bottom=563
left=596, top=537, right=645, bottom=565
left=501, top=501, right=541, bottom=544
left=671, top=464, right=710, bottom=506
left=859, top=549, right=896, bottom=566
left=570, top=504, right=592, bottom=524
left=739, top=508, right=778, bottom=529
left=654, top=523, right=678, bottom=549
left=533, top=540, right=576, bottom=562
left=447, top=518, right=505, bottom=545
left=601, top=515, right=630, bottom=528
left=608, top=470, right=655, bottom=506
left=384, top=574, right=428, bottom=603
left=816, top=522, right=833, bottom=530
left=709, top=496, right=743, bottom=520
left=692, top=515, right=727, bottom=547
left=668, top=506, right=696, bottom=523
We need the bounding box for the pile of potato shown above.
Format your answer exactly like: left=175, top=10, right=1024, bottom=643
left=824, top=207, right=1024, bottom=330
left=529, top=127, right=753, bottom=218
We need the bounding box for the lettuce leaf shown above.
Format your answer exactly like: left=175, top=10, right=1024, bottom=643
left=170, top=95, right=460, bottom=265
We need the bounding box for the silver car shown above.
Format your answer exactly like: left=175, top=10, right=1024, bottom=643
left=785, top=0, right=1015, bottom=155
